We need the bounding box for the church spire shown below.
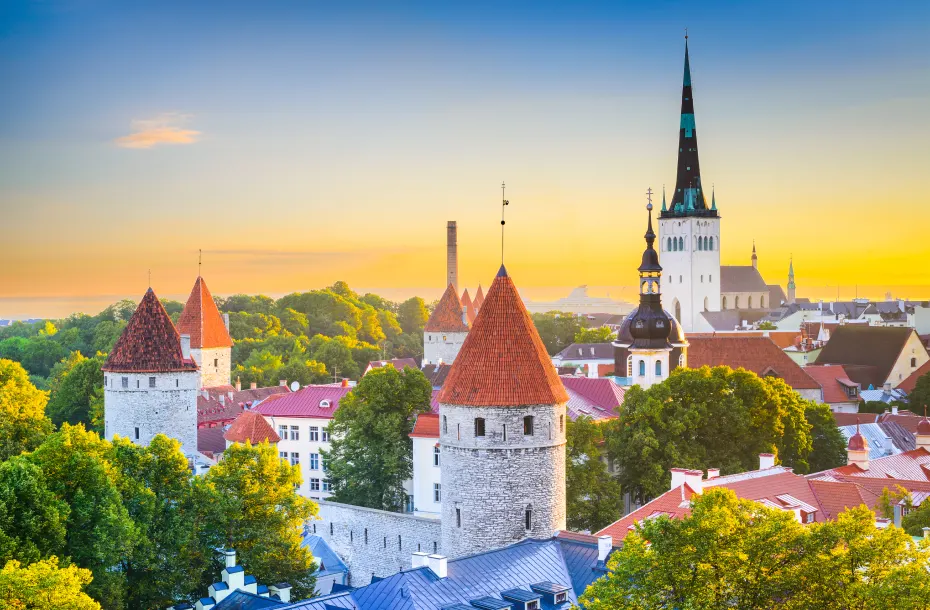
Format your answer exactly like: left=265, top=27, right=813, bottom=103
left=751, top=241, right=758, bottom=269
left=787, top=257, right=797, bottom=304
left=663, top=37, right=714, bottom=218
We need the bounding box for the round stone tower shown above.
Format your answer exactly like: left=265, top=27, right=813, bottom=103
left=423, top=283, right=469, bottom=366
left=102, top=288, right=200, bottom=455
left=438, top=265, right=568, bottom=558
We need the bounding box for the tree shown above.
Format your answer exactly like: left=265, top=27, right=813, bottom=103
left=804, top=402, right=848, bottom=472
left=531, top=312, right=586, bottom=355
left=0, top=360, right=53, bottom=461
left=566, top=416, right=623, bottom=532
left=757, top=320, right=777, bottom=330
left=604, top=366, right=815, bottom=504
left=580, top=488, right=930, bottom=610
left=0, top=457, right=68, bottom=565
left=396, top=297, right=429, bottom=335
left=876, top=484, right=912, bottom=520
left=0, top=557, right=101, bottom=610
left=27, top=424, right=134, bottom=609
left=91, top=321, right=125, bottom=353
left=46, top=352, right=105, bottom=427
left=573, top=326, right=615, bottom=344
left=902, top=495, right=930, bottom=537
left=20, top=338, right=67, bottom=379
left=205, top=442, right=318, bottom=600
left=905, top=371, right=930, bottom=415
left=323, top=366, right=432, bottom=511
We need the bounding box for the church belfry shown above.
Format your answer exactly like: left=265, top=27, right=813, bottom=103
left=787, top=258, right=796, bottom=304
left=658, top=36, right=722, bottom=332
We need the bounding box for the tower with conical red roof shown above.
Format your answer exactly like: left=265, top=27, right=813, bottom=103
left=102, top=288, right=200, bottom=454
left=438, top=265, right=568, bottom=558
left=423, top=284, right=469, bottom=366
left=659, top=37, right=721, bottom=332
left=177, top=276, right=233, bottom=388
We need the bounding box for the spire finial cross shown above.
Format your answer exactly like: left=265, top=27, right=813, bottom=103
left=500, top=181, right=509, bottom=264
left=646, top=187, right=653, bottom=208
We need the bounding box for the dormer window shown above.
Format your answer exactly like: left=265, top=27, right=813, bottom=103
left=320, top=400, right=331, bottom=408
left=555, top=593, right=567, bottom=604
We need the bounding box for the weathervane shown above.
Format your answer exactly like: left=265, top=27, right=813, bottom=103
left=501, top=181, right=509, bottom=264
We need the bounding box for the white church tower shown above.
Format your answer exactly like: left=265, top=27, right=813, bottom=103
left=659, top=38, right=721, bottom=333
left=438, top=265, right=567, bottom=558
left=102, top=288, right=200, bottom=455
left=176, top=276, right=233, bottom=389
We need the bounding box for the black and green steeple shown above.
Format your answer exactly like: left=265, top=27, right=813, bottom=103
left=662, top=38, right=717, bottom=218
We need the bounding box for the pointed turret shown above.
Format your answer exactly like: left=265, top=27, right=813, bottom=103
left=474, top=284, right=485, bottom=313
left=439, top=265, right=568, bottom=406
left=460, top=288, right=477, bottom=325
left=424, top=284, right=469, bottom=365
left=787, top=258, right=797, bottom=304
left=426, top=284, right=469, bottom=333
left=662, top=38, right=715, bottom=218
left=177, top=277, right=232, bottom=349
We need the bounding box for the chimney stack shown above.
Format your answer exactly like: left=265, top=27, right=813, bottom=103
left=235, top=376, right=242, bottom=392
left=706, top=468, right=720, bottom=480
left=427, top=554, right=448, bottom=578
left=447, top=221, right=458, bottom=292
left=180, top=334, right=191, bottom=359
left=250, top=382, right=257, bottom=390
left=279, top=379, right=287, bottom=387
left=411, top=551, right=429, bottom=568
left=670, top=468, right=688, bottom=490
left=223, top=549, right=236, bottom=568
left=759, top=453, right=776, bottom=470
left=268, top=584, right=291, bottom=603
left=341, top=378, right=349, bottom=388
left=683, top=470, right=703, bottom=494
left=597, top=535, right=612, bottom=562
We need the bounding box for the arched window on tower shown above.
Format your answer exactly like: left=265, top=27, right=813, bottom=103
left=704, top=297, right=709, bottom=311
left=626, top=354, right=633, bottom=377
left=748, top=296, right=753, bottom=309
left=667, top=237, right=672, bottom=251
left=525, top=505, right=533, bottom=530
left=638, top=360, right=646, bottom=377
left=761, top=296, right=766, bottom=308
left=709, top=236, right=714, bottom=250
left=698, top=238, right=702, bottom=251
left=655, top=360, right=662, bottom=377
left=679, top=353, right=685, bottom=368
left=678, top=237, right=684, bottom=251
left=674, top=300, right=681, bottom=323
left=443, top=416, right=447, bottom=434
left=722, top=296, right=728, bottom=309
left=735, top=296, right=741, bottom=308
left=523, top=415, right=534, bottom=436
left=705, top=236, right=710, bottom=250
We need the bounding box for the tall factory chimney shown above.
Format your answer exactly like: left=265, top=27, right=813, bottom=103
left=447, top=221, right=458, bottom=292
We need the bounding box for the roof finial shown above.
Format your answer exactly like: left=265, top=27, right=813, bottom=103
left=644, top=187, right=656, bottom=243
left=198, top=249, right=202, bottom=277
left=685, top=27, right=688, bottom=41
left=500, top=181, right=509, bottom=266
left=661, top=185, right=667, bottom=212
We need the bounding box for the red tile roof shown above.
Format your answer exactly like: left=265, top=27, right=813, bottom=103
left=803, top=365, right=859, bottom=403
left=814, top=326, right=920, bottom=388
left=410, top=413, right=440, bottom=438
left=102, top=289, right=199, bottom=373
left=196, top=385, right=290, bottom=426
left=596, top=484, right=699, bottom=541
left=460, top=289, right=477, bottom=324
left=439, top=266, right=569, bottom=407
left=687, top=336, right=820, bottom=389
left=254, top=384, right=352, bottom=418
left=690, top=331, right=800, bottom=350
left=176, top=276, right=233, bottom=349
left=827, top=448, right=930, bottom=482
left=898, top=359, right=930, bottom=393
left=424, top=284, right=469, bottom=332
left=833, top=412, right=876, bottom=428
left=876, top=411, right=925, bottom=435
left=807, top=479, right=877, bottom=520
left=224, top=410, right=281, bottom=444
left=197, top=426, right=227, bottom=455
left=474, top=284, right=485, bottom=312
left=559, top=376, right=625, bottom=412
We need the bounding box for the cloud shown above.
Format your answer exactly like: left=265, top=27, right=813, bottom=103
left=115, top=113, right=201, bottom=149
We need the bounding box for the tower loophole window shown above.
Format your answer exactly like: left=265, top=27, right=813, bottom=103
left=523, top=415, right=534, bottom=436
left=474, top=418, right=485, bottom=437
left=525, top=505, right=533, bottom=530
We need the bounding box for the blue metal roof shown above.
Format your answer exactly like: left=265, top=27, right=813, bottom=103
left=469, top=597, right=512, bottom=610
left=500, top=589, right=541, bottom=603
left=554, top=537, right=609, bottom=594
left=225, top=565, right=246, bottom=574
left=214, top=591, right=287, bottom=610
left=213, top=582, right=230, bottom=591
left=304, top=535, right=349, bottom=578
left=529, top=582, right=568, bottom=595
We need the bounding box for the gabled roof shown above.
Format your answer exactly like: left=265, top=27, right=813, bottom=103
left=687, top=336, right=820, bottom=389
left=302, top=535, right=348, bottom=578
left=421, top=363, right=452, bottom=388
left=102, top=289, right=199, bottom=373
left=409, top=413, right=440, bottom=438
left=224, top=410, right=281, bottom=444
left=213, top=590, right=283, bottom=610
left=177, top=276, right=233, bottom=349
left=197, top=385, right=291, bottom=426
left=767, top=284, right=788, bottom=307
left=899, top=359, right=930, bottom=393
left=474, top=285, right=485, bottom=312
left=826, top=448, right=930, bottom=482
left=439, top=266, right=568, bottom=407
left=460, top=289, right=477, bottom=325
left=424, top=284, right=469, bottom=333
left=197, top=426, right=227, bottom=455
left=807, top=479, right=878, bottom=520
left=802, top=365, right=859, bottom=403
left=559, top=376, right=625, bottom=413
left=254, top=385, right=352, bottom=419
left=553, top=343, right=614, bottom=361
left=814, top=326, right=920, bottom=388
left=720, top=265, right=769, bottom=293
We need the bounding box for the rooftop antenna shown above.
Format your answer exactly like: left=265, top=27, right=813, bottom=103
left=500, top=181, right=509, bottom=265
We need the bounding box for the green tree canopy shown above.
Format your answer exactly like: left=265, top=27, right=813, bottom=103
left=581, top=488, right=930, bottom=610
left=566, top=416, right=623, bottom=532
left=531, top=312, right=587, bottom=355
left=905, top=370, right=930, bottom=415
left=573, top=326, right=615, bottom=344
left=0, top=456, right=68, bottom=565
left=323, top=366, right=432, bottom=511
left=396, top=297, right=429, bottom=335
left=46, top=352, right=105, bottom=428
left=0, top=557, right=101, bottom=610
left=0, top=360, right=53, bottom=461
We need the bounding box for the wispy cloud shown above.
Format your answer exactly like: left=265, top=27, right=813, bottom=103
left=115, top=113, right=201, bottom=149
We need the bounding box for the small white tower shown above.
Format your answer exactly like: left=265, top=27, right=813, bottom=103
left=176, top=276, right=233, bottom=389
left=423, top=284, right=469, bottom=366
left=438, top=265, right=568, bottom=558
left=102, top=288, right=199, bottom=454
left=846, top=420, right=869, bottom=471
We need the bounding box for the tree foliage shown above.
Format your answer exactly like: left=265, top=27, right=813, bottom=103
left=0, top=360, right=53, bottom=461
left=581, top=488, right=930, bottom=610
left=46, top=352, right=105, bottom=428
left=324, top=366, right=432, bottom=511
left=905, top=370, right=930, bottom=415
left=0, top=457, right=68, bottom=565
left=566, top=416, right=623, bottom=532
left=531, top=312, right=588, bottom=355
left=0, top=557, right=101, bottom=610
left=573, top=326, right=615, bottom=344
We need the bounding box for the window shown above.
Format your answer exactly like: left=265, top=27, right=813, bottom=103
left=709, top=237, right=714, bottom=250
left=310, top=478, right=321, bottom=491
left=279, top=425, right=289, bottom=440
left=475, top=418, right=486, bottom=437
left=443, top=416, right=448, bottom=434
left=322, top=429, right=330, bottom=442
left=310, top=454, right=319, bottom=470
left=626, top=354, right=633, bottom=377
left=722, top=296, right=728, bottom=309
left=735, top=296, right=740, bottom=308
left=136, top=379, right=140, bottom=388
left=214, top=358, right=218, bottom=367
left=502, top=424, right=507, bottom=441
left=912, top=358, right=918, bottom=367
left=290, top=425, right=300, bottom=441
left=383, top=537, right=387, bottom=548
left=523, top=415, right=534, bottom=436
left=290, top=452, right=300, bottom=466
left=134, top=427, right=140, bottom=440
left=148, top=377, right=156, bottom=388
left=760, top=296, right=766, bottom=308
left=698, top=238, right=702, bottom=251
left=638, top=360, right=646, bottom=376
left=309, top=426, right=319, bottom=442
left=457, top=423, right=461, bottom=441
left=350, top=530, right=353, bottom=542
left=433, top=446, right=440, bottom=466
left=364, top=528, right=368, bottom=545
left=555, top=593, right=567, bottom=604
left=679, top=354, right=685, bottom=368
left=330, top=522, right=333, bottom=535
left=176, top=379, right=179, bottom=387
left=748, top=296, right=753, bottom=309
left=678, top=237, right=684, bottom=251
left=434, top=483, right=441, bottom=503
left=433, top=541, right=438, bottom=553
left=527, top=602, right=539, bottom=610
left=322, top=480, right=331, bottom=492
left=279, top=451, right=288, bottom=460
left=655, top=360, right=662, bottom=376
left=709, top=274, right=713, bottom=283
left=667, top=237, right=672, bottom=251
left=456, top=508, right=462, bottom=528
left=442, top=335, right=447, bottom=342
left=398, top=535, right=402, bottom=550
left=525, top=505, right=532, bottom=530
left=122, top=377, right=128, bottom=389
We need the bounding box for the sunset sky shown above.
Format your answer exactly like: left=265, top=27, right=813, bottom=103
left=1, top=1, right=928, bottom=318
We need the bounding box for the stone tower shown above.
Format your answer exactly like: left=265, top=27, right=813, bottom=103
left=438, top=265, right=568, bottom=558
left=787, top=258, right=797, bottom=304
left=102, top=288, right=199, bottom=454
left=447, top=221, right=458, bottom=292
left=423, top=284, right=469, bottom=366
left=613, top=202, right=688, bottom=386
left=659, top=38, right=721, bottom=332
left=177, top=276, right=233, bottom=388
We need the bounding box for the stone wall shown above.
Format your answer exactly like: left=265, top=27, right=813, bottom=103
left=312, top=501, right=442, bottom=586
left=423, top=331, right=467, bottom=366
left=103, top=370, right=199, bottom=454
left=439, top=402, right=567, bottom=558
left=191, top=346, right=231, bottom=388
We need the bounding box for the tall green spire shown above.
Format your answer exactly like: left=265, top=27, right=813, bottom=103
left=661, top=186, right=667, bottom=212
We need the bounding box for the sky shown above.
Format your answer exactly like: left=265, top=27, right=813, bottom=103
left=1, top=1, right=928, bottom=318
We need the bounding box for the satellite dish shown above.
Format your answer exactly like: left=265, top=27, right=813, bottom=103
left=290, top=381, right=300, bottom=392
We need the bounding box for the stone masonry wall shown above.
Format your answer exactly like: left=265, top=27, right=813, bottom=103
left=423, top=331, right=467, bottom=366
left=440, top=402, right=567, bottom=559
left=191, top=346, right=231, bottom=388
left=312, top=501, right=442, bottom=587
left=103, top=370, right=199, bottom=454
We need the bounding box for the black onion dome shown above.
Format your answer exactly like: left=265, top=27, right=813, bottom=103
left=616, top=307, right=685, bottom=346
